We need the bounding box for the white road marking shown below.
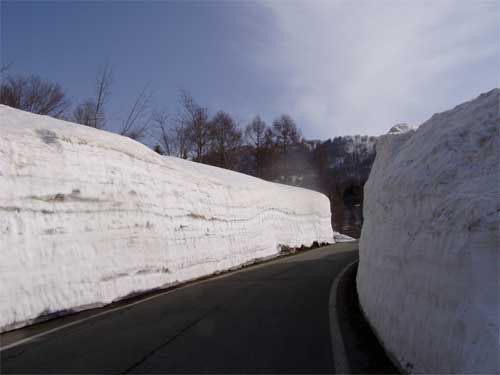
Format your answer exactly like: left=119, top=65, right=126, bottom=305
left=1, top=247, right=338, bottom=352
left=328, top=258, right=359, bottom=374
left=1, top=289, right=173, bottom=352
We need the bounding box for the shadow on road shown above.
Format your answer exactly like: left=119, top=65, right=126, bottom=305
left=336, top=262, right=399, bottom=374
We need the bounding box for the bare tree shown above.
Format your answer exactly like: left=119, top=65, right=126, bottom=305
left=272, top=114, right=302, bottom=156
left=171, top=121, right=190, bottom=159
left=271, top=114, right=302, bottom=177
left=207, top=110, right=242, bottom=169
left=190, top=107, right=209, bottom=161
left=72, top=100, right=96, bottom=126
left=92, top=63, right=112, bottom=128
left=1, top=76, right=24, bottom=111
left=244, top=116, right=268, bottom=177
left=152, top=109, right=172, bottom=155
left=260, top=127, right=278, bottom=178
left=119, top=85, right=153, bottom=141
left=0, top=75, right=70, bottom=118
left=176, top=90, right=209, bottom=162
left=72, top=64, right=112, bottom=129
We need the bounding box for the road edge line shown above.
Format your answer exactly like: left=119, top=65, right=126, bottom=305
left=1, top=243, right=336, bottom=352
left=328, top=258, right=359, bottom=374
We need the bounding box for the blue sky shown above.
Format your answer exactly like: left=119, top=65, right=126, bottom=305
left=2, top=1, right=498, bottom=139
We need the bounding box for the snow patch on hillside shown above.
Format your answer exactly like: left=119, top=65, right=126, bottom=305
left=342, top=134, right=376, bottom=154
left=387, top=123, right=414, bottom=134
left=0, top=105, right=333, bottom=332
left=357, top=89, right=499, bottom=373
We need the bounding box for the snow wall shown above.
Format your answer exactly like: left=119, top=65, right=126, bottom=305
left=357, top=89, right=499, bottom=374
left=0, top=105, right=333, bottom=332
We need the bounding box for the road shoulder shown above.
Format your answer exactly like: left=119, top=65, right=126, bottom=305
left=330, top=259, right=399, bottom=374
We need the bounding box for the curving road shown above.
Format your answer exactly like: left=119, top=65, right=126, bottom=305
left=1, top=243, right=359, bottom=374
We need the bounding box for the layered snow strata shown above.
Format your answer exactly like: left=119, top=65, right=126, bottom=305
left=0, top=105, right=333, bottom=332
left=357, top=89, right=499, bottom=373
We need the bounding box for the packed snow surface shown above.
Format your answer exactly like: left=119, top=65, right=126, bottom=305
left=357, top=89, right=499, bottom=373
left=0, top=106, right=333, bottom=332
left=332, top=231, right=356, bottom=243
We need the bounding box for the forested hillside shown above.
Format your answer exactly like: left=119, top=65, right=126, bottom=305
left=234, top=134, right=376, bottom=238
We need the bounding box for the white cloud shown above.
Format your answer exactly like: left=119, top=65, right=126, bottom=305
left=256, top=0, right=499, bottom=138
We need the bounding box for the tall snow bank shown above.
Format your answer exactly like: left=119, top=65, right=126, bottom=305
left=357, top=89, right=499, bottom=373
left=0, top=106, right=333, bottom=332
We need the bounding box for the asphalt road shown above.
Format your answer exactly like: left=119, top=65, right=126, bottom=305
left=1, top=243, right=359, bottom=374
